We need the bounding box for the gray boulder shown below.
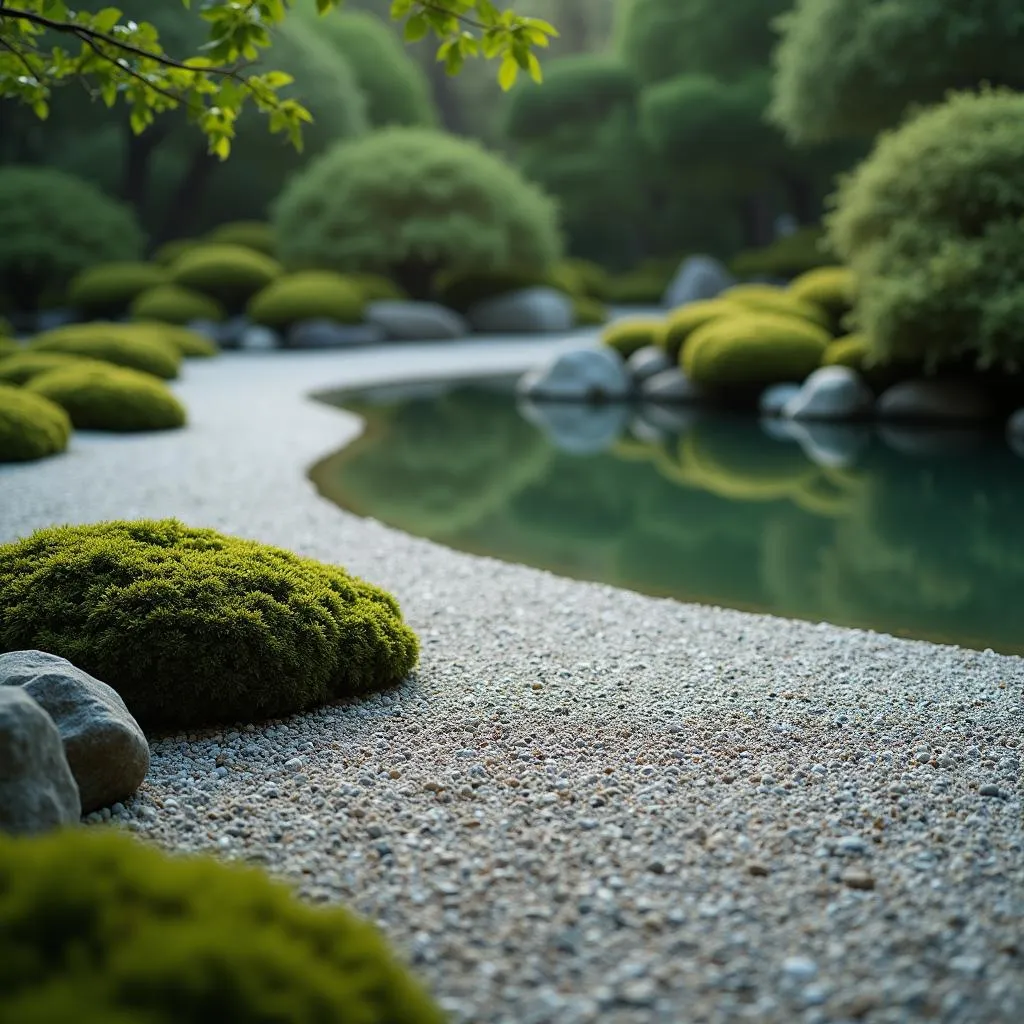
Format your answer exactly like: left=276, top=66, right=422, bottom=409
left=240, top=325, right=281, bottom=351
left=784, top=366, right=874, bottom=421
left=641, top=367, right=703, bottom=404
left=759, top=382, right=802, bottom=418
left=467, top=287, right=574, bottom=334
left=518, top=398, right=630, bottom=455
left=876, top=380, right=994, bottom=422
left=626, top=345, right=673, bottom=384
left=662, top=256, right=735, bottom=309
left=879, top=426, right=988, bottom=459
left=0, top=687, right=80, bottom=834
left=0, top=651, right=149, bottom=815
left=216, top=315, right=251, bottom=350
left=366, top=300, right=468, bottom=341
left=1007, top=408, right=1024, bottom=458
left=518, top=347, right=632, bottom=402
left=186, top=318, right=222, bottom=343
left=285, top=319, right=386, bottom=349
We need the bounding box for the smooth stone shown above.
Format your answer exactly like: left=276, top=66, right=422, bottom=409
left=876, top=380, right=994, bottom=423
left=641, top=367, right=703, bottom=403
left=239, top=325, right=281, bottom=351
left=517, top=347, right=632, bottom=402
left=786, top=421, right=871, bottom=470
left=35, top=309, right=79, bottom=332
left=759, top=382, right=802, bottom=418
left=637, top=403, right=701, bottom=437
left=784, top=366, right=874, bottom=421
left=216, top=315, right=251, bottom=350
left=0, top=651, right=149, bottom=815
left=626, top=345, right=673, bottom=383
left=186, top=318, right=222, bottom=343
left=662, top=255, right=735, bottom=309
left=518, top=398, right=631, bottom=455
left=466, top=287, right=575, bottom=334
left=878, top=425, right=989, bottom=458
left=0, top=687, right=81, bottom=835
left=366, top=300, right=468, bottom=341
left=1007, top=408, right=1024, bottom=458
left=285, top=319, right=386, bottom=349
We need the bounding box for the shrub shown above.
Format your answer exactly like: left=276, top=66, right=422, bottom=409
left=206, top=221, right=276, bottom=256
left=822, top=334, right=870, bottom=370
left=722, top=284, right=832, bottom=328
left=602, top=317, right=664, bottom=357
left=348, top=273, right=408, bottom=303
left=130, top=284, right=226, bottom=325
left=27, top=365, right=187, bottom=433
left=0, top=167, right=144, bottom=312
left=0, top=519, right=420, bottom=731
left=169, top=244, right=282, bottom=309
left=0, top=828, right=446, bottom=1024
left=145, top=325, right=219, bottom=359
left=0, top=351, right=110, bottom=386
left=662, top=298, right=737, bottom=361
left=730, top=226, right=835, bottom=278
left=683, top=313, right=831, bottom=389
left=0, top=338, right=18, bottom=359
left=433, top=268, right=552, bottom=313
left=66, top=263, right=167, bottom=318
left=30, top=326, right=181, bottom=380
left=573, top=296, right=610, bottom=326
left=248, top=272, right=366, bottom=329
left=605, top=259, right=679, bottom=304
left=788, top=266, right=853, bottom=321
left=827, top=89, right=1024, bottom=370
left=0, top=385, right=71, bottom=463
left=273, top=127, right=562, bottom=298
left=553, top=258, right=613, bottom=301
left=152, top=238, right=200, bottom=267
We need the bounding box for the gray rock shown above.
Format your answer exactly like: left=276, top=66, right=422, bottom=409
left=876, top=380, right=994, bottom=422
left=0, top=651, right=149, bottom=815
left=878, top=425, right=988, bottom=458
left=366, top=300, right=468, bottom=341
left=1007, top=408, right=1024, bottom=458
left=786, top=421, right=871, bottom=470
left=760, top=417, right=802, bottom=444
left=35, top=309, right=79, bottom=332
left=240, top=325, right=281, bottom=351
left=662, top=256, right=735, bottom=309
left=626, top=345, right=673, bottom=384
left=467, top=287, right=575, bottom=334
left=759, top=383, right=802, bottom=418
left=285, top=319, right=386, bottom=349
left=784, top=366, right=874, bottom=421
left=628, top=414, right=667, bottom=445
left=216, top=315, right=251, bottom=350
left=0, top=687, right=80, bottom=834
left=517, top=347, right=632, bottom=402
left=641, top=368, right=703, bottom=404
left=636, top=403, right=701, bottom=437
left=186, top=318, right=222, bottom=343
left=518, top=399, right=630, bottom=455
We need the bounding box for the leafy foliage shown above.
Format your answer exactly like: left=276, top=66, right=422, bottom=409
left=0, top=384, right=71, bottom=463
left=247, top=271, right=367, bottom=328
left=169, top=244, right=282, bottom=309
left=142, top=324, right=219, bottom=359
left=30, top=325, right=182, bottom=379
left=131, top=284, right=227, bottom=325
left=67, top=262, right=168, bottom=318
left=0, top=519, right=421, bottom=731
left=730, top=227, right=837, bottom=278
left=788, top=266, right=853, bottom=320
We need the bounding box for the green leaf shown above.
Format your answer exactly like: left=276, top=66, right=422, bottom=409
left=498, top=53, right=519, bottom=91
left=404, top=13, right=429, bottom=42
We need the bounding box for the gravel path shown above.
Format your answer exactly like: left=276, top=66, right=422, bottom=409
left=2, top=342, right=1022, bottom=1024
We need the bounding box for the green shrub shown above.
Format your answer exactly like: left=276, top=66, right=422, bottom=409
left=573, top=296, right=610, bottom=326
left=130, top=284, right=226, bottom=325
left=0, top=351, right=110, bottom=386
left=67, top=262, right=167, bottom=318
left=602, top=317, right=665, bottom=357
left=0, top=827, right=445, bottom=1024
left=30, top=326, right=181, bottom=380
left=348, top=273, right=408, bottom=303
left=433, top=268, right=552, bottom=313
left=683, top=313, right=831, bottom=388
left=0, top=519, right=420, bottom=730
left=662, top=298, right=737, bottom=361
left=730, top=226, right=835, bottom=278
left=27, top=365, right=187, bottom=433
left=822, top=333, right=870, bottom=370
left=206, top=221, right=276, bottom=256
left=722, top=284, right=832, bottom=328
left=145, top=325, right=219, bottom=359
left=0, top=167, right=144, bottom=313
left=273, top=127, right=562, bottom=298
left=553, top=258, right=613, bottom=301
left=152, top=238, right=200, bottom=267
left=0, top=338, right=18, bottom=359
left=169, top=244, right=282, bottom=309
left=0, top=385, right=71, bottom=463
left=605, top=259, right=679, bottom=304
left=827, top=89, right=1024, bottom=370
left=788, top=265, right=853, bottom=321
left=248, top=272, right=366, bottom=329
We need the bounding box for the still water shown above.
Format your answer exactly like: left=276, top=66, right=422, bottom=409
left=312, top=378, right=1024, bottom=655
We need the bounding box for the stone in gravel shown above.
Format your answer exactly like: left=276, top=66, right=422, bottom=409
left=626, top=345, right=673, bottom=384
left=365, top=300, right=468, bottom=341
left=662, top=255, right=735, bottom=308
left=286, top=319, right=386, bottom=349
left=747, top=862, right=770, bottom=877
left=782, top=957, right=818, bottom=982
left=517, top=347, right=632, bottom=402
left=467, top=287, right=574, bottom=334
left=841, top=870, right=876, bottom=891
left=239, top=324, right=281, bottom=350
left=0, top=650, right=149, bottom=815
left=0, top=687, right=80, bottom=834
left=979, top=783, right=1004, bottom=798
left=640, top=367, right=703, bottom=403
left=784, top=366, right=874, bottom=421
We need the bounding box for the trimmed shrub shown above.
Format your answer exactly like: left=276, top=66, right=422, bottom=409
left=248, top=272, right=366, bottom=329
left=348, top=273, right=408, bottom=303
left=553, top=258, right=613, bottom=301
left=272, top=127, right=562, bottom=298
left=722, top=284, right=831, bottom=328
left=788, top=265, right=853, bottom=323
left=602, top=317, right=665, bottom=357
left=130, top=283, right=226, bottom=325
left=0, top=828, right=446, bottom=1024
left=169, top=244, right=282, bottom=309
left=0, top=519, right=420, bottom=730
left=683, top=313, right=831, bottom=389
left=0, top=385, right=71, bottom=463
left=0, top=338, right=18, bottom=359
left=574, top=296, right=610, bottom=326
left=0, top=351, right=110, bottom=386
left=662, top=298, right=737, bottom=361
left=207, top=221, right=276, bottom=256
left=0, top=167, right=144, bottom=312
left=605, top=259, right=679, bottom=304
left=730, top=226, right=835, bottom=278
left=30, top=325, right=181, bottom=380
left=67, top=262, right=167, bottom=318
left=152, top=238, right=200, bottom=267
left=146, top=325, right=219, bottom=359
left=27, top=365, right=187, bottom=433
left=433, top=268, right=551, bottom=314
left=822, top=334, right=870, bottom=371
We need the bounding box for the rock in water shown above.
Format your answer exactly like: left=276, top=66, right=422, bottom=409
left=626, top=345, right=673, bottom=384
left=366, top=301, right=468, bottom=341
left=517, top=347, right=632, bottom=402
left=784, top=366, right=874, bottom=421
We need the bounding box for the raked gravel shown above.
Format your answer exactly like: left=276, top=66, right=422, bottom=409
left=1, top=341, right=1022, bottom=1024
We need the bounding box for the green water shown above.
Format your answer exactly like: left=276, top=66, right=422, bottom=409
left=312, top=379, right=1024, bottom=655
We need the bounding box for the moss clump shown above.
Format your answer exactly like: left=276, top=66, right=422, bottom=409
left=143, top=324, right=219, bottom=359
left=788, top=266, right=853, bottom=320
left=605, top=266, right=673, bottom=305
left=130, top=284, right=226, bottom=325
left=248, top=271, right=366, bottom=329
left=152, top=238, right=200, bottom=267
left=0, top=385, right=71, bottom=463
left=662, top=298, right=737, bottom=361
left=30, top=325, right=181, bottom=380
left=0, top=827, right=446, bottom=1024
left=822, top=334, right=871, bottom=371
left=206, top=220, right=276, bottom=256
left=67, top=263, right=168, bottom=318
left=0, top=519, right=420, bottom=730
left=601, top=316, right=664, bottom=357
left=722, top=284, right=832, bottom=329
left=27, top=365, right=187, bottom=433
left=169, top=243, right=282, bottom=308
left=346, top=273, right=407, bottom=303
left=433, top=267, right=551, bottom=313
left=573, top=295, right=610, bottom=326
left=0, top=351, right=110, bottom=386
left=553, top=258, right=612, bottom=301
left=0, top=337, right=19, bottom=359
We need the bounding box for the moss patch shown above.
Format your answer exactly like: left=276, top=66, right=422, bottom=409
left=0, top=385, right=71, bottom=462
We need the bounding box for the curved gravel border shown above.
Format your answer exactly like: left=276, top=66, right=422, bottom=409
left=2, top=341, right=1021, bottom=1024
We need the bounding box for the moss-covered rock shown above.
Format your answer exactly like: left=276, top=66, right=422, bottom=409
left=0, top=827, right=445, bottom=1024
left=722, top=284, right=832, bottom=329
left=601, top=317, right=664, bottom=358
left=27, top=365, right=187, bottom=433
left=0, top=337, right=19, bottom=359
left=144, top=324, right=219, bottom=359
left=662, top=298, right=737, bottom=361
left=573, top=295, right=610, bottom=326
left=822, top=333, right=871, bottom=371
left=0, top=385, right=71, bottom=463
left=29, top=325, right=182, bottom=380
left=788, top=266, right=853, bottom=321
left=0, top=351, right=109, bottom=386
left=433, top=268, right=552, bottom=313
left=130, top=284, right=226, bottom=325
left=248, top=271, right=367, bottom=329
left=67, top=263, right=168, bottom=318
left=348, top=273, right=408, bottom=303
left=0, top=519, right=420, bottom=731
left=206, top=220, right=276, bottom=256
left=169, top=244, right=282, bottom=308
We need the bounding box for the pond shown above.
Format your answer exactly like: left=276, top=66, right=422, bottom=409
left=312, top=377, right=1024, bottom=656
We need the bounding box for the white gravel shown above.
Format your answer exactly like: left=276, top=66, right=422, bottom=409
left=2, top=342, right=1022, bottom=1024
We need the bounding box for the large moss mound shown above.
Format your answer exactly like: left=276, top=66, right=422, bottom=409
left=248, top=271, right=366, bottom=329
left=30, top=325, right=182, bottom=380
left=0, top=385, right=71, bottom=463
left=0, top=827, right=445, bottom=1024
left=0, top=351, right=110, bottom=386
left=0, top=520, right=420, bottom=731
left=67, top=262, right=168, bottom=318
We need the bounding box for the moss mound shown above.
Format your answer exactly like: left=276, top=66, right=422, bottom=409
left=605, top=266, right=672, bottom=305
left=554, top=258, right=612, bottom=301
left=662, top=298, right=737, bottom=361
left=0, top=337, right=20, bottom=359
left=169, top=244, right=282, bottom=308
left=248, top=271, right=367, bottom=329
left=433, top=268, right=551, bottom=313
left=822, top=334, right=871, bottom=371
left=67, top=263, right=168, bottom=318
left=601, top=316, right=664, bottom=357
left=152, top=238, right=200, bottom=267
left=30, top=325, right=181, bottom=380
left=143, top=324, right=218, bottom=359
left=573, top=295, right=610, bottom=326
left=722, top=284, right=832, bottom=329
left=27, top=365, right=187, bottom=433
left=206, top=220, right=276, bottom=256
left=130, top=284, right=226, bottom=325
left=0, top=351, right=110, bottom=386
left=0, top=827, right=445, bottom=1024
left=0, top=385, right=71, bottom=463
left=348, top=273, right=407, bottom=303
left=0, top=519, right=420, bottom=730
left=788, top=266, right=853, bottom=320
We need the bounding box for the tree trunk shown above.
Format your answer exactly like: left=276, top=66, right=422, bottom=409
left=779, top=171, right=817, bottom=226
left=154, top=142, right=218, bottom=246
left=120, top=120, right=169, bottom=219
left=739, top=193, right=775, bottom=249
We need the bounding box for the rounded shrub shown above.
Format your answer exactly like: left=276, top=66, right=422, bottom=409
left=601, top=317, right=665, bottom=357
left=729, top=225, right=836, bottom=278
left=144, top=324, right=219, bottom=359
left=0, top=385, right=71, bottom=463
left=574, top=296, right=610, bottom=326
left=152, top=238, right=200, bottom=267
left=662, top=298, right=737, bottom=361
left=552, top=258, right=613, bottom=301
left=169, top=244, right=282, bottom=309
left=0, top=351, right=110, bottom=386
left=30, top=325, right=181, bottom=380
left=0, top=519, right=420, bottom=731
left=348, top=273, right=408, bottom=303
left=67, top=262, right=168, bottom=318
left=27, top=365, right=187, bottom=433
left=822, top=334, right=871, bottom=371
left=723, top=284, right=832, bottom=328
left=433, top=268, right=552, bottom=313
left=206, top=221, right=276, bottom=256
left=0, top=827, right=445, bottom=1024
left=0, top=337, right=18, bottom=359
left=130, top=283, right=226, bottom=325
left=788, top=266, right=853, bottom=319
left=272, top=127, right=562, bottom=298
left=605, top=264, right=675, bottom=305
left=247, top=272, right=366, bottom=329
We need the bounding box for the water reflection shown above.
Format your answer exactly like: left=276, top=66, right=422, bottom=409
left=312, top=379, right=1024, bottom=654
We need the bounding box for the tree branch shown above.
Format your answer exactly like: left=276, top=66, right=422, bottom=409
left=73, top=32, right=186, bottom=107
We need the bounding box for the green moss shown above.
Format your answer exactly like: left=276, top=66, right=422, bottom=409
left=662, top=298, right=737, bottom=361
left=170, top=244, right=282, bottom=308
left=0, top=519, right=420, bottom=731
left=822, top=333, right=870, bottom=370
left=553, top=258, right=613, bottom=301
left=605, top=268, right=671, bottom=305
left=67, top=263, right=168, bottom=318
left=206, top=221, right=276, bottom=256
left=722, top=284, right=832, bottom=328
left=347, top=273, right=408, bottom=302
left=248, top=271, right=367, bottom=329
left=143, top=325, right=219, bottom=359
left=729, top=226, right=835, bottom=278
left=0, top=351, right=110, bottom=386
left=0, top=827, right=445, bottom=1024
left=433, top=268, right=551, bottom=313
left=130, top=284, right=226, bottom=325
left=30, top=325, right=181, bottom=380
left=27, top=365, right=187, bottom=433
left=788, top=266, right=853, bottom=319
left=573, top=296, right=610, bottom=326
left=0, top=385, right=71, bottom=463
left=0, top=337, right=19, bottom=359
left=601, top=317, right=664, bottom=357
left=151, top=239, right=201, bottom=267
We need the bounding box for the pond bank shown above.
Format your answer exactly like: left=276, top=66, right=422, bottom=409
left=1, top=342, right=1021, bottom=1024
